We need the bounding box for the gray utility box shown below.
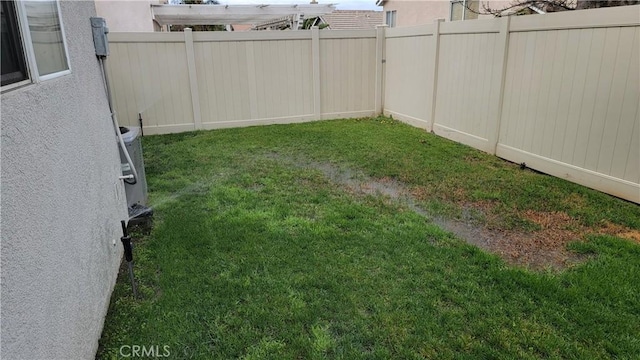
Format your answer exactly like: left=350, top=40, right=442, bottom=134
left=118, top=126, right=148, bottom=207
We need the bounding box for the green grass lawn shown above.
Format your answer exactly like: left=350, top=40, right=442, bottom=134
left=98, top=117, right=640, bottom=359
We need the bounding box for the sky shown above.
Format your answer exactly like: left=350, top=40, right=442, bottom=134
left=194, top=0, right=382, bottom=11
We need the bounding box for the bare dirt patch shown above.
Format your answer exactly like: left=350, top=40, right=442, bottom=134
left=495, top=210, right=587, bottom=269
left=302, top=160, right=581, bottom=269
left=262, top=153, right=637, bottom=270
left=408, top=206, right=589, bottom=270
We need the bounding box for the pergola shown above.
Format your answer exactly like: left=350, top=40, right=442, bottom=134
left=151, top=4, right=336, bottom=30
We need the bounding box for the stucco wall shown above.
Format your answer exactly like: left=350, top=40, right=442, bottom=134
left=381, top=0, right=499, bottom=27
left=1, top=1, right=128, bottom=359
left=95, top=0, right=157, bottom=32
left=382, top=0, right=451, bottom=26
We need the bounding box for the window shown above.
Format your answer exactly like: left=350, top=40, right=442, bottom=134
left=450, top=0, right=479, bottom=21
left=385, top=10, right=396, bottom=28
left=25, top=1, right=69, bottom=77
left=1, top=0, right=70, bottom=90
left=1, top=2, right=28, bottom=86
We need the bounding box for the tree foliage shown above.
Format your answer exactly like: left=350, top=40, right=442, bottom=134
left=302, top=17, right=329, bottom=30
left=169, top=0, right=226, bottom=32
left=477, top=0, right=639, bottom=17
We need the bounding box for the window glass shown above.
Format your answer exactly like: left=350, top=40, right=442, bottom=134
left=450, top=1, right=464, bottom=21
left=386, top=10, right=396, bottom=27
left=1, top=1, right=28, bottom=86
left=24, top=0, right=68, bottom=76
left=465, top=1, right=479, bottom=20
left=451, top=1, right=479, bottom=21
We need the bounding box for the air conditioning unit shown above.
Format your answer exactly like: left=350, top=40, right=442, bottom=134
left=118, top=126, right=152, bottom=223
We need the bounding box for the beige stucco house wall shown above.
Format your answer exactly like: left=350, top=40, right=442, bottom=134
left=1, top=1, right=128, bottom=358
left=378, top=0, right=505, bottom=26
left=379, top=0, right=452, bottom=26
left=95, top=0, right=166, bottom=32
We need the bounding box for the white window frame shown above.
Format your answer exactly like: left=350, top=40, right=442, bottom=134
left=450, top=0, right=479, bottom=21
left=450, top=1, right=464, bottom=21
left=385, top=10, right=396, bottom=28
left=2, top=0, right=71, bottom=92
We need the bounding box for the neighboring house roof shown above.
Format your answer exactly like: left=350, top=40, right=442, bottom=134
left=231, top=24, right=253, bottom=31
left=321, top=10, right=383, bottom=30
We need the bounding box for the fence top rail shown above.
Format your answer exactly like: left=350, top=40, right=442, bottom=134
left=510, top=5, right=640, bottom=32
left=386, top=23, right=435, bottom=38
left=110, top=29, right=377, bottom=43
left=193, top=30, right=312, bottom=42
left=109, top=32, right=186, bottom=43
left=319, top=29, right=376, bottom=39
left=440, top=19, right=501, bottom=35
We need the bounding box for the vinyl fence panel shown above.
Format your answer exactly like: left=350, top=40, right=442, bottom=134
left=383, top=6, right=639, bottom=203
left=108, top=29, right=377, bottom=133
left=384, top=25, right=435, bottom=129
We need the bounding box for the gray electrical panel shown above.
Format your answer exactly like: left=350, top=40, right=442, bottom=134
left=90, top=17, right=109, bottom=57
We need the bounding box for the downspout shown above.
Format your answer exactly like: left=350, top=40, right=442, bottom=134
left=99, top=57, right=139, bottom=185
left=91, top=17, right=139, bottom=185
left=462, top=0, right=467, bottom=20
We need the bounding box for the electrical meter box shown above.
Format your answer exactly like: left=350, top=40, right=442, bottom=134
left=90, top=17, right=109, bottom=57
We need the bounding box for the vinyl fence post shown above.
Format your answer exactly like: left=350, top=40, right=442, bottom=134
left=375, top=24, right=388, bottom=115
left=427, top=19, right=444, bottom=133
left=184, top=28, right=202, bottom=130
left=311, top=27, right=321, bottom=120
left=487, top=16, right=511, bottom=155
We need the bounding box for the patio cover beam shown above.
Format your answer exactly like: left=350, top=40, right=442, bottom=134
left=152, top=4, right=336, bottom=26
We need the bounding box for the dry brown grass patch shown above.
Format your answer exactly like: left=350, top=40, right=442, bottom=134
left=469, top=209, right=639, bottom=270
left=598, top=221, right=640, bottom=244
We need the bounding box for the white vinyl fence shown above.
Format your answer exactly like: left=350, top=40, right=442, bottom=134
left=383, top=6, right=639, bottom=203
left=106, top=6, right=639, bottom=203
left=106, top=29, right=380, bottom=134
